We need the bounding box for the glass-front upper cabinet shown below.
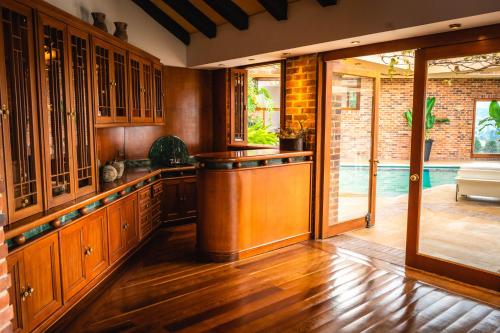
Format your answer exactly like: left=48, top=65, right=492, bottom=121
left=129, top=53, right=153, bottom=123
left=0, top=1, right=43, bottom=222
left=68, top=27, right=96, bottom=197
left=93, top=38, right=128, bottom=124
left=37, top=14, right=74, bottom=208
left=153, top=63, right=164, bottom=124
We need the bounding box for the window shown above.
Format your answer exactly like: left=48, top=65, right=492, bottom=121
left=332, top=75, right=361, bottom=110
left=472, top=99, right=500, bottom=156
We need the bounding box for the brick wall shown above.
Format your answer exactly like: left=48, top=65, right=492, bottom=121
left=0, top=178, right=12, bottom=331
left=340, top=77, right=500, bottom=161
left=285, top=54, right=319, bottom=149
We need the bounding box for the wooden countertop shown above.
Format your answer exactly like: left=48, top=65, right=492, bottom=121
left=4, top=165, right=196, bottom=240
left=195, top=149, right=313, bottom=163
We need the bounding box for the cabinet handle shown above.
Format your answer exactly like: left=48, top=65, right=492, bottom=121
left=84, top=246, right=94, bottom=256
left=20, top=286, right=34, bottom=301
left=0, top=104, right=9, bottom=119
left=21, top=198, right=29, bottom=207
left=123, top=223, right=129, bottom=230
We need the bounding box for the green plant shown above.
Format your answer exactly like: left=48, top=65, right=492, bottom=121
left=247, top=119, right=278, bottom=145
left=403, top=97, right=450, bottom=140
left=278, top=120, right=306, bottom=139
left=474, top=138, right=483, bottom=152
left=247, top=78, right=274, bottom=120
left=484, top=140, right=498, bottom=153
left=479, top=100, right=500, bottom=137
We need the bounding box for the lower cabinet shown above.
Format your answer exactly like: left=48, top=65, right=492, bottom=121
left=59, top=210, right=108, bottom=302
left=163, top=176, right=197, bottom=222
left=8, top=233, right=62, bottom=332
left=107, top=193, right=139, bottom=264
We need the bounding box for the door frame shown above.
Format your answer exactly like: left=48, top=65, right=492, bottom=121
left=320, top=61, right=380, bottom=237
left=315, top=23, right=500, bottom=240
left=406, top=38, right=500, bottom=291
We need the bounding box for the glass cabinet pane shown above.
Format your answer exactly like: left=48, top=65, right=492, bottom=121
left=130, top=58, right=141, bottom=119
left=143, top=62, right=152, bottom=120
left=42, top=23, right=71, bottom=199
left=154, top=66, right=163, bottom=122
left=95, top=45, right=111, bottom=119
left=1, top=6, right=40, bottom=214
left=113, top=51, right=127, bottom=120
left=70, top=33, right=93, bottom=191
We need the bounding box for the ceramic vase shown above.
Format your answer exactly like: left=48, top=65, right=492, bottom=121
left=113, top=22, right=128, bottom=42
left=112, top=160, right=125, bottom=178
left=91, top=12, right=108, bottom=32
left=102, top=164, right=118, bottom=183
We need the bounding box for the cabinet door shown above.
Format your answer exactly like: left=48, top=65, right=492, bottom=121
left=153, top=63, right=164, bottom=124
left=112, top=47, right=128, bottom=122
left=142, top=60, right=154, bottom=122
left=0, top=1, right=43, bottom=222
left=123, top=194, right=139, bottom=250
left=182, top=177, right=198, bottom=217
left=23, top=233, right=62, bottom=330
left=107, top=200, right=125, bottom=263
left=59, top=219, right=86, bottom=302
left=68, top=26, right=96, bottom=198
left=93, top=38, right=113, bottom=124
left=7, top=251, right=28, bottom=333
left=163, top=179, right=183, bottom=221
left=83, top=209, right=108, bottom=280
left=129, top=53, right=142, bottom=122
left=38, top=14, right=75, bottom=208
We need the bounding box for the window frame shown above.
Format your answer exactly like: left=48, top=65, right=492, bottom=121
left=470, top=98, right=500, bottom=158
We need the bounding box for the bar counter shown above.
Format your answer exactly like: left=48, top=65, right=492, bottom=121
left=195, top=149, right=313, bottom=262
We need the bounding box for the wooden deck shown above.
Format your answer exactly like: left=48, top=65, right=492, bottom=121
left=52, top=224, right=500, bottom=333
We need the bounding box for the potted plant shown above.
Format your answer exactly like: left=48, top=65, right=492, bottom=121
left=278, top=121, right=306, bottom=151
left=403, top=96, right=450, bottom=161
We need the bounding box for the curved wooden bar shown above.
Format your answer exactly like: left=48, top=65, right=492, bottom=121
left=196, top=149, right=313, bottom=262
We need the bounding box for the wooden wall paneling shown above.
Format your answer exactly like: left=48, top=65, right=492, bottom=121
left=37, top=13, right=76, bottom=208
left=95, top=127, right=125, bottom=165
left=67, top=26, right=96, bottom=198
left=0, top=0, right=44, bottom=222
left=212, top=69, right=229, bottom=151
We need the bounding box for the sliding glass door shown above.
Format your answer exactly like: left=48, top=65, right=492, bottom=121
left=406, top=38, right=500, bottom=290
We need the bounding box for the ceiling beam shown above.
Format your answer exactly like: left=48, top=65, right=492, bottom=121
left=316, top=0, right=337, bottom=6
left=258, top=0, right=287, bottom=21
left=161, top=0, right=216, bottom=38
left=132, top=0, right=190, bottom=45
left=203, top=0, right=248, bottom=30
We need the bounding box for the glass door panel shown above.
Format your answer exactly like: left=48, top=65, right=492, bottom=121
left=328, top=70, right=377, bottom=230
left=408, top=38, right=500, bottom=290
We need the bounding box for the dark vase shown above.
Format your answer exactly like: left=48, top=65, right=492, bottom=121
left=91, top=12, right=107, bottom=32
left=114, top=22, right=128, bottom=42
left=424, top=139, right=434, bottom=161
left=279, top=137, right=304, bottom=151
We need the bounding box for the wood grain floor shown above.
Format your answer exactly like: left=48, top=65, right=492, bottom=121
left=52, top=224, right=500, bottom=333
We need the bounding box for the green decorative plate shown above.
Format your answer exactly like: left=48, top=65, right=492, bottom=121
left=149, top=135, right=189, bottom=167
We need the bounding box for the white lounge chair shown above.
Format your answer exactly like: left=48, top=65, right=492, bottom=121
left=456, top=162, right=500, bottom=201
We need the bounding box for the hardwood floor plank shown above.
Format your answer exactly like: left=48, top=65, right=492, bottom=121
left=50, top=224, right=500, bottom=333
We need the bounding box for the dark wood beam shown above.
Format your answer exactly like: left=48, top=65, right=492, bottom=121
left=132, top=0, right=190, bottom=45
left=203, top=0, right=248, bottom=30
left=258, top=0, right=287, bottom=21
left=161, top=0, right=216, bottom=38
left=316, top=0, right=337, bottom=6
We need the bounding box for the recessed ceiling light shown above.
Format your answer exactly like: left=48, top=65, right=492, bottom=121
left=282, top=52, right=291, bottom=56
left=218, top=64, right=225, bottom=67
left=449, top=23, right=461, bottom=30
left=351, top=40, right=361, bottom=45
left=248, top=58, right=255, bottom=61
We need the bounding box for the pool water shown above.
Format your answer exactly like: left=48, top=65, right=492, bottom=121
left=339, top=165, right=459, bottom=197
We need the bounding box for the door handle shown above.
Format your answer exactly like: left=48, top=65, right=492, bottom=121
left=409, top=174, right=420, bottom=182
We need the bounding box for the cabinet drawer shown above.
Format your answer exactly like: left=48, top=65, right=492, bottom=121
left=152, top=183, right=163, bottom=196
left=139, top=200, right=152, bottom=213
left=138, top=187, right=152, bottom=202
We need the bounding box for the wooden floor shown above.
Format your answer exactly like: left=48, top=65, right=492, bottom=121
left=52, top=224, right=500, bottom=333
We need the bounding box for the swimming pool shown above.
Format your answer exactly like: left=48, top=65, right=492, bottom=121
left=339, top=165, right=459, bottom=197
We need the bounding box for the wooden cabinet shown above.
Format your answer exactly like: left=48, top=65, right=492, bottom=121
left=153, top=63, right=164, bottom=123
left=8, top=233, right=62, bottom=332
left=59, top=209, right=108, bottom=302
left=37, top=14, right=96, bottom=209
left=151, top=182, right=164, bottom=229
left=0, top=1, right=43, bottom=222
left=93, top=38, right=128, bottom=124
left=107, top=193, right=138, bottom=264
left=138, top=186, right=152, bottom=239
left=129, top=53, right=154, bottom=123
left=163, top=176, right=197, bottom=222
